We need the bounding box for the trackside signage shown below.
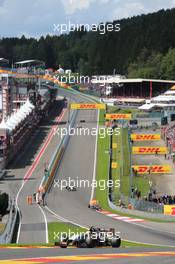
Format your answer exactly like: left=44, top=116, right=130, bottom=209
left=70, top=103, right=106, bottom=110
left=132, top=147, right=168, bottom=155
left=111, top=162, right=118, bottom=169
left=132, top=165, right=171, bottom=174
left=131, top=134, right=161, bottom=141
left=164, top=205, right=175, bottom=215
left=106, top=114, right=132, bottom=120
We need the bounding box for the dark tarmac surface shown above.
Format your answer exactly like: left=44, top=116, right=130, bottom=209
left=46, top=90, right=175, bottom=247
left=1, top=88, right=175, bottom=257
left=0, top=247, right=175, bottom=264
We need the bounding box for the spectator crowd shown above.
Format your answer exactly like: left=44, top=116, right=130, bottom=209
left=145, top=191, right=175, bottom=205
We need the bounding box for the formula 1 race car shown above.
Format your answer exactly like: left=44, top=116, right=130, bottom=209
left=66, top=185, right=77, bottom=191
left=59, top=226, right=121, bottom=248
left=88, top=199, right=102, bottom=211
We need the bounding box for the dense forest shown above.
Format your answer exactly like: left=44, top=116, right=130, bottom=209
left=0, top=8, right=175, bottom=79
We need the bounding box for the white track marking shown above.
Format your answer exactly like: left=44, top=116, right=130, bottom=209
left=15, top=109, right=66, bottom=244
left=98, top=210, right=175, bottom=235
left=16, top=181, right=25, bottom=243
left=38, top=168, right=49, bottom=244
left=44, top=92, right=175, bottom=247
left=45, top=206, right=175, bottom=247
left=38, top=206, right=49, bottom=243
left=45, top=206, right=88, bottom=230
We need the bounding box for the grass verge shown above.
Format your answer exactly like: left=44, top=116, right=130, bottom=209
left=0, top=240, right=163, bottom=248
left=112, top=128, right=150, bottom=203
left=95, top=111, right=175, bottom=223
left=0, top=223, right=5, bottom=234
left=48, top=222, right=87, bottom=244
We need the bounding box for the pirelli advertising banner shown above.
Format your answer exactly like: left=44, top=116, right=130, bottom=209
left=70, top=103, right=106, bottom=110
left=132, top=147, right=168, bottom=155
left=132, top=165, right=171, bottom=174
left=164, top=205, right=175, bottom=215
left=131, top=134, right=161, bottom=141
left=106, top=113, right=132, bottom=120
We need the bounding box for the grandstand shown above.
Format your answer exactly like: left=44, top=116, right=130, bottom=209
left=14, top=60, right=45, bottom=75
left=92, top=77, right=175, bottom=99
left=139, top=88, right=175, bottom=112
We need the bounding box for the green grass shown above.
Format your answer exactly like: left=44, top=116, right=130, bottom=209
left=95, top=110, right=175, bottom=223
left=0, top=223, right=5, bottom=234
left=111, top=132, right=120, bottom=202
left=99, top=109, right=105, bottom=125
left=0, top=240, right=164, bottom=248
left=132, top=176, right=150, bottom=197
left=95, top=130, right=110, bottom=208
left=119, top=128, right=130, bottom=198
left=0, top=243, right=54, bottom=247
left=110, top=127, right=130, bottom=204
left=112, top=127, right=150, bottom=204
left=48, top=222, right=87, bottom=244
left=48, top=221, right=162, bottom=248
left=107, top=106, right=140, bottom=116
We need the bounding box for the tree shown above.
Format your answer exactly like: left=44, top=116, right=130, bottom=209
left=160, top=48, right=175, bottom=79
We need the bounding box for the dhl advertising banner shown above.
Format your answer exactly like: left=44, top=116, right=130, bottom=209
left=132, top=147, right=168, bottom=155
left=70, top=103, right=106, bottom=110
left=106, top=113, right=132, bottom=120
left=132, top=165, right=171, bottom=174
left=131, top=134, right=161, bottom=141
left=164, top=205, right=175, bottom=215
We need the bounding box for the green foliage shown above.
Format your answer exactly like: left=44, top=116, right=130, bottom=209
left=160, top=48, right=175, bottom=79
left=0, top=9, right=175, bottom=76
left=128, top=51, right=164, bottom=78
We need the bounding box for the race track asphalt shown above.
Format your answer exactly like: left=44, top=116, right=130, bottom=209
left=0, top=247, right=175, bottom=264
left=1, top=88, right=175, bottom=247
left=45, top=89, right=175, bottom=247
left=1, top=99, right=69, bottom=244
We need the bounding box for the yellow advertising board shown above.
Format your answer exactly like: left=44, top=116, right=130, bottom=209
left=106, top=113, right=132, bottom=120
left=111, top=162, right=118, bottom=169
left=131, top=134, right=161, bottom=141
left=164, top=205, right=175, bottom=215
left=132, top=147, right=168, bottom=155
left=70, top=103, right=106, bottom=110
left=112, top=143, right=117, bottom=149
left=132, top=165, right=171, bottom=174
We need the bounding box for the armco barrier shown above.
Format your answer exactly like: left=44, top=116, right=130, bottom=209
left=0, top=203, right=18, bottom=244
left=41, top=87, right=100, bottom=192
left=42, top=109, right=78, bottom=193
left=41, top=86, right=100, bottom=193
